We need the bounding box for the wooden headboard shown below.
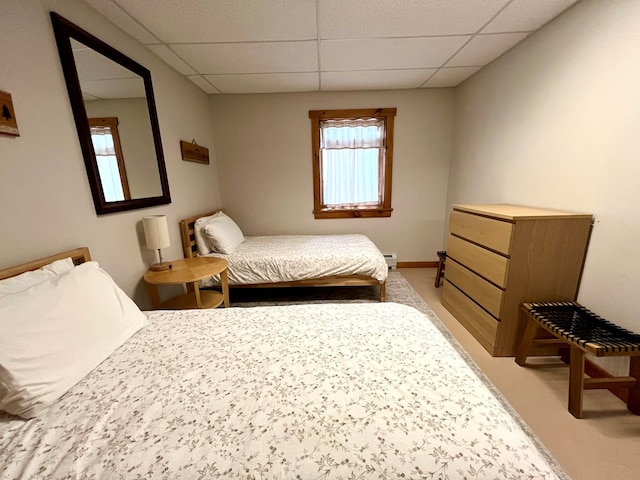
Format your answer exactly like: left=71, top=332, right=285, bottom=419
left=179, top=211, right=221, bottom=259
left=0, top=247, right=91, bottom=281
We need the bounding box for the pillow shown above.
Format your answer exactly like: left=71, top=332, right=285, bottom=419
left=0, top=261, right=147, bottom=418
left=194, top=213, right=220, bottom=255
left=202, top=212, right=245, bottom=254
left=0, top=257, right=74, bottom=298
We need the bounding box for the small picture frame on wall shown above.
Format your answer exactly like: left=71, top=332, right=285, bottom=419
left=0, top=90, right=19, bottom=137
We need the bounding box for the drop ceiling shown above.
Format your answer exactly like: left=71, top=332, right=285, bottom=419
left=84, top=0, right=580, bottom=95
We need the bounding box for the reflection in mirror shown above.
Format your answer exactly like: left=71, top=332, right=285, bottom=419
left=88, top=117, right=131, bottom=201
left=51, top=12, right=171, bottom=215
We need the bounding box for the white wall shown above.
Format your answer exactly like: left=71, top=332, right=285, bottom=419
left=0, top=0, right=222, bottom=308
left=449, top=0, right=640, bottom=368
left=210, top=89, right=454, bottom=263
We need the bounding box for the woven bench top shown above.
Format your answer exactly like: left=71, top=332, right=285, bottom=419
left=522, top=302, right=640, bottom=357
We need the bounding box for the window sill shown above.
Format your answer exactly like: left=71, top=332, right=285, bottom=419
left=313, top=208, right=392, bottom=219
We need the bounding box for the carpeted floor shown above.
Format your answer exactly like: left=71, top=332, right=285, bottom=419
left=221, top=271, right=569, bottom=479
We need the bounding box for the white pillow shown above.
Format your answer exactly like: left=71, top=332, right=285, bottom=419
left=202, top=212, right=245, bottom=254
left=0, top=261, right=147, bottom=419
left=194, top=213, right=220, bottom=255
left=0, top=257, right=74, bottom=298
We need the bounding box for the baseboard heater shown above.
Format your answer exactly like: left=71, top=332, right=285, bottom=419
left=383, top=253, right=397, bottom=270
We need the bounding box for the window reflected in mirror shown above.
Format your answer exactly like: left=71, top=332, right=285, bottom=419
left=89, top=117, right=130, bottom=202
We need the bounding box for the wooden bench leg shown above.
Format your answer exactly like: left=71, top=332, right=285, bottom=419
left=628, top=356, right=640, bottom=415
left=434, top=259, right=445, bottom=287
left=515, top=319, right=539, bottom=366
left=559, top=347, right=570, bottom=364
left=569, top=346, right=585, bottom=418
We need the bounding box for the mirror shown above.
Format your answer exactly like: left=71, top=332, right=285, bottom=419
left=50, top=12, right=171, bottom=215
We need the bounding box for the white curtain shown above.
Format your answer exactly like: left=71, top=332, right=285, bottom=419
left=320, top=118, right=383, bottom=207
left=90, top=126, right=125, bottom=202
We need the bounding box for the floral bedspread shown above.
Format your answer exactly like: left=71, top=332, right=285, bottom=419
left=0, top=303, right=563, bottom=479
left=200, top=234, right=388, bottom=287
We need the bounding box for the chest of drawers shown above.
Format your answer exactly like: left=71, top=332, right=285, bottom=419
left=441, top=204, right=593, bottom=356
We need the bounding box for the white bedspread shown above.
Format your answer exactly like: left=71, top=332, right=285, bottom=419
left=0, top=303, right=562, bottom=479
left=200, top=234, right=388, bottom=287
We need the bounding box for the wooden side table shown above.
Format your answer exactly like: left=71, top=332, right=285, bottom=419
left=144, top=257, right=229, bottom=309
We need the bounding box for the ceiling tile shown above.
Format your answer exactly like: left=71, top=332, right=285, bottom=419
left=114, top=0, right=317, bottom=43
left=72, top=40, right=137, bottom=81
left=81, top=0, right=578, bottom=94
left=445, top=32, right=528, bottom=67
left=423, top=67, right=481, bottom=87
left=82, top=78, right=146, bottom=98
left=82, top=92, right=100, bottom=101
left=187, top=75, right=221, bottom=94
left=321, top=36, right=470, bottom=71
left=481, top=0, right=580, bottom=33
left=148, top=45, right=197, bottom=75
left=322, top=69, right=437, bottom=91
left=319, top=0, right=510, bottom=38
left=171, top=42, right=318, bottom=74
left=83, top=0, right=160, bottom=44
left=204, top=73, right=319, bottom=94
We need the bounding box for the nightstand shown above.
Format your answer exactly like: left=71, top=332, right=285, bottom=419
left=143, top=257, right=229, bottom=309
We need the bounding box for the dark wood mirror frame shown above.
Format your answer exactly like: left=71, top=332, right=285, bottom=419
left=50, top=12, right=171, bottom=215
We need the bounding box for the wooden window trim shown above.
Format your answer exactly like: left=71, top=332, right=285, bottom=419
left=309, top=108, right=396, bottom=219
left=88, top=117, right=131, bottom=201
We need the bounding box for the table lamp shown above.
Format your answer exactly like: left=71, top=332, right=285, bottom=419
left=143, top=214, right=171, bottom=271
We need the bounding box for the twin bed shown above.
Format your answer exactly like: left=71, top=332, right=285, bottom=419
left=179, top=211, right=389, bottom=301
left=0, top=247, right=566, bottom=479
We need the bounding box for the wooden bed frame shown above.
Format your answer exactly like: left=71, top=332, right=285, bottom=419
left=179, top=211, right=386, bottom=301
left=0, top=247, right=91, bottom=280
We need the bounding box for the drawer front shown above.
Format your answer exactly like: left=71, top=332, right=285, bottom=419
left=445, top=258, right=504, bottom=318
left=450, top=210, right=513, bottom=255
left=447, top=235, right=509, bottom=288
left=442, top=281, right=499, bottom=354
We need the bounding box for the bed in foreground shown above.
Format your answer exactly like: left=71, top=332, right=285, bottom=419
left=180, top=211, right=389, bottom=301
left=0, top=249, right=565, bottom=479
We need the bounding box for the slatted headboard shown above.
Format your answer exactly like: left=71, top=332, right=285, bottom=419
left=0, top=247, right=91, bottom=280
left=179, top=211, right=221, bottom=259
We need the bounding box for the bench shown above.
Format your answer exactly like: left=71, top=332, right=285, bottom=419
left=515, top=301, right=640, bottom=418
left=434, top=250, right=446, bottom=288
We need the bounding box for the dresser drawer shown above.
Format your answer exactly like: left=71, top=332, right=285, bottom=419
left=450, top=210, right=513, bottom=255
left=447, top=235, right=509, bottom=288
left=442, top=281, right=499, bottom=354
left=445, top=258, right=504, bottom=318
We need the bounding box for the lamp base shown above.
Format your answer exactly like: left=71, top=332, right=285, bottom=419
left=150, top=262, right=171, bottom=271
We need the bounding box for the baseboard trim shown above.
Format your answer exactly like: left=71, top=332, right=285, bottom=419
left=397, top=261, right=437, bottom=268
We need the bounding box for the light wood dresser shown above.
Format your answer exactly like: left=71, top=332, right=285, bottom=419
left=442, top=204, right=593, bottom=357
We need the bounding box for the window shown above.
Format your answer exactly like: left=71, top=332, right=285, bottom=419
left=309, top=108, right=396, bottom=219
left=88, top=117, right=130, bottom=202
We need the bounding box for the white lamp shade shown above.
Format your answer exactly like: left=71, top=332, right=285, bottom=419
left=143, top=215, right=170, bottom=250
